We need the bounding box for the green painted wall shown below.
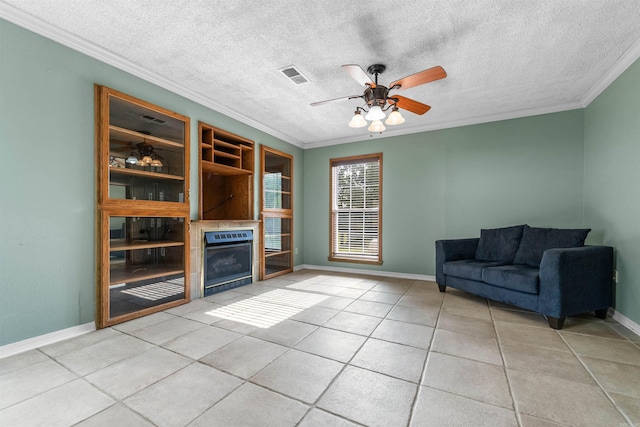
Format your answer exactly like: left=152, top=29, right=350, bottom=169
left=584, top=59, right=640, bottom=325
left=1, top=16, right=637, bottom=345
left=303, top=110, right=586, bottom=275
left=0, top=19, right=303, bottom=345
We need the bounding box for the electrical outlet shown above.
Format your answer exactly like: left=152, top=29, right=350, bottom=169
left=160, top=247, right=166, bottom=257
left=295, top=247, right=299, bottom=255
left=147, top=249, right=152, bottom=255
left=614, top=270, right=619, bottom=283
left=150, top=218, right=155, bottom=227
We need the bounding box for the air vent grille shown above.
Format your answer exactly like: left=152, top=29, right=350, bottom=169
left=279, top=65, right=309, bottom=85
left=139, top=114, right=167, bottom=124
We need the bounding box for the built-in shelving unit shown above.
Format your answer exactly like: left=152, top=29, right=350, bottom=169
left=95, top=85, right=190, bottom=328
left=199, top=121, right=255, bottom=220
left=260, top=146, right=294, bottom=279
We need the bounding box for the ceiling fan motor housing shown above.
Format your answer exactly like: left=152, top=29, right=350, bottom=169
left=364, top=86, right=389, bottom=108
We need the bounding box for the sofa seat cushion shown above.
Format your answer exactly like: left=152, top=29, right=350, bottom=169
left=475, top=225, right=526, bottom=263
left=443, top=260, right=507, bottom=282
left=482, top=265, right=540, bottom=294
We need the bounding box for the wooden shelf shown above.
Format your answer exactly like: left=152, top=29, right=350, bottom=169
left=214, top=149, right=241, bottom=160
left=213, top=139, right=241, bottom=149
left=110, top=240, right=184, bottom=252
left=109, top=167, right=185, bottom=181
left=201, top=161, right=253, bottom=176
left=110, top=264, right=184, bottom=285
left=264, top=249, right=292, bottom=258
left=110, top=125, right=183, bottom=149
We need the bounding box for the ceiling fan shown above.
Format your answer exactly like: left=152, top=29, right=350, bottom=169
left=311, top=64, right=446, bottom=133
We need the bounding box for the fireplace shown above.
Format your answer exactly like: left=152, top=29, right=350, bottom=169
left=203, top=230, right=253, bottom=296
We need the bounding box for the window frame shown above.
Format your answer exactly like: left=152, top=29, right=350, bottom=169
left=328, top=153, right=383, bottom=265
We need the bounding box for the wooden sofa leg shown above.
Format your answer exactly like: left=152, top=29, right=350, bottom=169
left=595, top=309, right=608, bottom=320
left=437, top=284, right=446, bottom=292
left=547, top=316, right=565, bottom=330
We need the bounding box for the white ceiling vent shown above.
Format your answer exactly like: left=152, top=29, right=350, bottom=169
left=279, top=65, right=310, bottom=85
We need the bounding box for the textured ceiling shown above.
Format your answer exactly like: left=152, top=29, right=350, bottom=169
left=2, top=0, right=640, bottom=147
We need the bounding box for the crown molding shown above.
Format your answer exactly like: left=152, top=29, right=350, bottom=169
left=581, top=35, right=640, bottom=107
left=0, top=3, right=305, bottom=149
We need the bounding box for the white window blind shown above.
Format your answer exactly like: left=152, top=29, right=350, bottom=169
left=330, top=154, right=382, bottom=262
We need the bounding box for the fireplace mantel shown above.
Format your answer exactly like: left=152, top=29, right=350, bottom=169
left=190, top=220, right=261, bottom=299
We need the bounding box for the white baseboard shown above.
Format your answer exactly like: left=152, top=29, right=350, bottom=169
left=0, top=322, right=96, bottom=359
left=609, top=308, right=640, bottom=337
left=294, top=264, right=436, bottom=282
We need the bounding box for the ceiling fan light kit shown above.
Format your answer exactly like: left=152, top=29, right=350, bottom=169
left=312, top=63, right=446, bottom=135
left=385, top=107, right=405, bottom=125
left=367, top=119, right=386, bottom=133
left=364, top=105, right=385, bottom=121
left=348, top=110, right=368, bottom=128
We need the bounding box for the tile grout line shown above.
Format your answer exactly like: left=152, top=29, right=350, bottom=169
left=556, top=332, right=635, bottom=426
left=405, top=283, right=446, bottom=427
left=292, top=277, right=391, bottom=426
left=489, top=302, right=524, bottom=427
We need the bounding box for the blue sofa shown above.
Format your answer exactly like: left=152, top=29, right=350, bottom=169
left=435, top=225, right=614, bottom=329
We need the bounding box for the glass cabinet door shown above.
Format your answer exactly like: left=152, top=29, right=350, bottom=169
left=107, top=95, right=186, bottom=204
left=260, top=146, right=293, bottom=279
left=263, top=216, right=292, bottom=277
left=104, top=214, right=188, bottom=321
left=96, top=85, right=190, bottom=328
left=263, top=149, right=292, bottom=211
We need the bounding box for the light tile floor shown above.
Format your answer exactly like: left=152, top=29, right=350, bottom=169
left=1, top=269, right=639, bottom=426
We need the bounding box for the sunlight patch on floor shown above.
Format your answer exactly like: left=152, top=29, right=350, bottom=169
left=205, top=288, right=329, bottom=328
left=120, top=279, right=184, bottom=301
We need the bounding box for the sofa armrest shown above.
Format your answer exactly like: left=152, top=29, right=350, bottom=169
left=435, top=238, right=479, bottom=285
left=538, top=246, right=614, bottom=318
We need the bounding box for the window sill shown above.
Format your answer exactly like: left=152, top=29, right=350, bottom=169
left=328, top=256, right=383, bottom=266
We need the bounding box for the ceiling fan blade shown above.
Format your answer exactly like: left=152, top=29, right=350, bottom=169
left=389, top=95, right=431, bottom=115
left=389, top=66, right=446, bottom=90
left=342, top=64, right=375, bottom=87
left=310, top=95, right=361, bottom=107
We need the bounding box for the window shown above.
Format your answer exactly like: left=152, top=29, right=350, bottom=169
left=330, top=153, right=382, bottom=264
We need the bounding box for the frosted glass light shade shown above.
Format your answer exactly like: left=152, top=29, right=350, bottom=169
left=367, top=119, right=386, bottom=133
left=126, top=154, right=138, bottom=164
left=141, top=155, right=153, bottom=164
left=365, top=105, right=385, bottom=120
left=150, top=159, right=163, bottom=167
left=348, top=112, right=367, bottom=128
left=385, top=109, right=405, bottom=125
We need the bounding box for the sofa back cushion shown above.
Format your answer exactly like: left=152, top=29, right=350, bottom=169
left=513, top=225, right=591, bottom=267
left=475, top=225, right=526, bottom=263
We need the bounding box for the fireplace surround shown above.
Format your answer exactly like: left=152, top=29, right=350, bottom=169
left=190, top=220, right=260, bottom=299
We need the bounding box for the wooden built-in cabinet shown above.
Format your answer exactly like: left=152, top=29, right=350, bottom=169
left=95, top=85, right=190, bottom=328
left=199, top=122, right=254, bottom=220
left=260, top=146, right=294, bottom=279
